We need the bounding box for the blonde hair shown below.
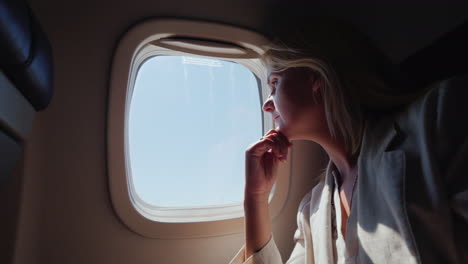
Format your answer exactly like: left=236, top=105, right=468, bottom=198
left=261, top=19, right=424, bottom=156
left=262, top=46, right=364, bottom=155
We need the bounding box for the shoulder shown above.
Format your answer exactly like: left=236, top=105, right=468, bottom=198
left=403, top=75, right=468, bottom=126
left=401, top=75, right=468, bottom=161
left=371, top=75, right=468, bottom=133
left=361, top=75, right=468, bottom=172
left=424, top=76, right=468, bottom=140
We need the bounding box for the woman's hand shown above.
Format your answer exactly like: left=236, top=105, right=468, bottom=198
left=245, top=129, right=292, bottom=198
left=243, top=129, right=291, bottom=258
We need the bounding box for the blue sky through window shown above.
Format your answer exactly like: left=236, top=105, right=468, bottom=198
left=128, top=56, right=262, bottom=207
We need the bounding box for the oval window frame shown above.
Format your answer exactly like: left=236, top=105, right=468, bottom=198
left=107, top=18, right=292, bottom=239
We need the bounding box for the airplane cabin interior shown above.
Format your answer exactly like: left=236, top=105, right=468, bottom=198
left=1, top=0, right=468, bottom=263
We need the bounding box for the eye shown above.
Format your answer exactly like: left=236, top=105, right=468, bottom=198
left=269, top=78, right=278, bottom=94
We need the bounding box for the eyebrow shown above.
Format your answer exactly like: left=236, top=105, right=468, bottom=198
left=267, top=74, right=272, bottom=86
left=267, top=73, right=278, bottom=86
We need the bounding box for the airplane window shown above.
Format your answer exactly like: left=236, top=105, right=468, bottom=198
left=128, top=55, right=262, bottom=209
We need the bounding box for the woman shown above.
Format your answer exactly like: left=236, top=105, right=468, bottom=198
left=230, top=20, right=468, bottom=263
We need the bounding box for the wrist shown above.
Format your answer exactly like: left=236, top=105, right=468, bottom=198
left=244, top=191, right=270, bottom=204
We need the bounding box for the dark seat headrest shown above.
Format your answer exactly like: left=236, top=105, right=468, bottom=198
left=0, top=0, right=53, bottom=111
left=399, top=20, right=468, bottom=92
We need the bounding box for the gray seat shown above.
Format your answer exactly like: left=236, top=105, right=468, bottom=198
left=0, top=1, right=53, bottom=262
left=0, top=0, right=53, bottom=184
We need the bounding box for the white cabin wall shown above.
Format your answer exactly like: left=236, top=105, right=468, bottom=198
left=12, top=0, right=468, bottom=263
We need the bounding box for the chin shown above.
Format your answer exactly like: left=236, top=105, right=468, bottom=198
left=277, top=126, right=309, bottom=141
left=276, top=124, right=293, bottom=140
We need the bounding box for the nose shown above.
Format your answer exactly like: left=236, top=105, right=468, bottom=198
left=262, top=96, right=275, bottom=112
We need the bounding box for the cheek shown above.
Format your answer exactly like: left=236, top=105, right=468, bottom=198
left=290, top=84, right=315, bottom=107
left=284, top=77, right=313, bottom=104
left=276, top=88, right=310, bottom=116
left=274, top=94, right=297, bottom=122
left=273, top=93, right=288, bottom=113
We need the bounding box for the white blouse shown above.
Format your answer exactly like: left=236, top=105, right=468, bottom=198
left=331, top=169, right=358, bottom=264
left=229, top=162, right=358, bottom=264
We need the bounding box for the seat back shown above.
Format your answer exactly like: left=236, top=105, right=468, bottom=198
left=399, top=20, right=468, bottom=92
left=0, top=1, right=53, bottom=262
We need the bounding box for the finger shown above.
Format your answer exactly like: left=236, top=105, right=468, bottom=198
left=255, top=129, right=290, bottom=161
left=263, top=134, right=285, bottom=160
left=264, top=129, right=279, bottom=137
left=275, top=130, right=292, bottom=147
left=259, top=137, right=284, bottom=160
left=263, top=133, right=288, bottom=161
left=275, top=132, right=292, bottom=160
left=258, top=129, right=276, bottom=142
left=264, top=129, right=292, bottom=148
left=262, top=136, right=288, bottom=161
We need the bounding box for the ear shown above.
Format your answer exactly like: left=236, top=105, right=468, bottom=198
left=308, top=73, right=323, bottom=104
left=309, top=73, right=323, bottom=93
left=304, top=68, right=322, bottom=92
left=312, top=78, right=321, bottom=93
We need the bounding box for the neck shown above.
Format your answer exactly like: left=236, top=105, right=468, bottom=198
left=286, top=108, right=359, bottom=180
left=307, top=132, right=358, bottom=183
left=325, top=143, right=358, bottom=185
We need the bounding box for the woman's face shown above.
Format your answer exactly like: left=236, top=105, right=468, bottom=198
left=262, top=67, right=327, bottom=140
